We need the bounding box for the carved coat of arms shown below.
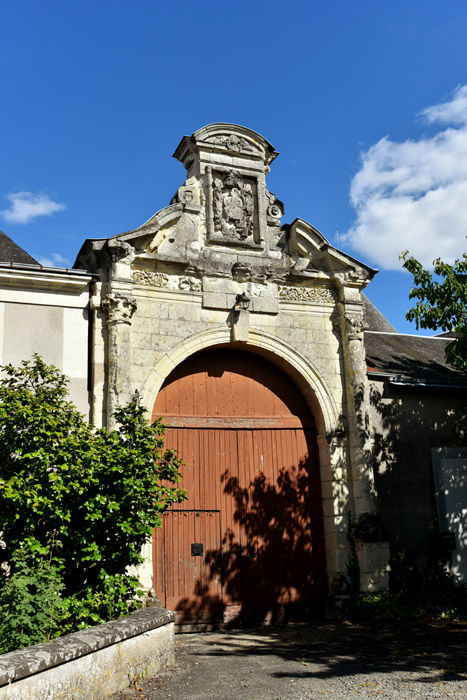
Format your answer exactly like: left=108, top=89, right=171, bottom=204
left=213, top=171, right=255, bottom=240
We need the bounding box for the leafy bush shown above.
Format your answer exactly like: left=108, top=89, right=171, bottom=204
left=351, top=565, right=467, bottom=623
left=0, top=355, right=186, bottom=651
left=0, top=549, right=69, bottom=654
left=62, top=571, right=143, bottom=633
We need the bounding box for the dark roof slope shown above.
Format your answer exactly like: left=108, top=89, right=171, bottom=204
left=0, top=230, right=37, bottom=264
left=365, top=331, right=467, bottom=386
left=362, top=294, right=467, bottom=385
left=362, top=294, right=397, bottom=333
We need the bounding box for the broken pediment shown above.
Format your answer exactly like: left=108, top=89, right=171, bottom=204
left=74, top=124, right=376, bottom=295
left=285, top=218, right=375, bottom=287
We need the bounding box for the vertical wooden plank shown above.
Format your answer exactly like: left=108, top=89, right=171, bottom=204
left=177, top=366, right=194, bottom=416
left=192, top=358, right=208, bottom=416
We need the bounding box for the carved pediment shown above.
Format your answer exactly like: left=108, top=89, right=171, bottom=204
left=74, top=125, right=376, bottom=295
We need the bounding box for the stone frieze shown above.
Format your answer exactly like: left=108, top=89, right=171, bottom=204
left=278, top=285, right=337, bottom=303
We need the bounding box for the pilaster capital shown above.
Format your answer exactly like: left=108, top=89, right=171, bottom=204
left=101, top=293, right=137, bottom=326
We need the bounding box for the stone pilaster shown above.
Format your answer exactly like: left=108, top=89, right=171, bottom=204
left=101, top=292, right=137, bottom=429
left=335, top=284, right=376, bottom=517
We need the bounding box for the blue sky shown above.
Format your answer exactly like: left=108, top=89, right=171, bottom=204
left=1, top=1, right=467, bottom=332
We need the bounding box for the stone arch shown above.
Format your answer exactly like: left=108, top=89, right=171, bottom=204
left=142, top=327, right=339, bottom=435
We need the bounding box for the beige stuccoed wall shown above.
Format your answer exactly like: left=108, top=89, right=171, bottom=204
left=0, top=268, right=92, bottom=418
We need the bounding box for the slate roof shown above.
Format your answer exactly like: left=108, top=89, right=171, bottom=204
left=363, top=296, right=467, bottom=387
left=362, top=295, right=397, bottom=333
left=0, top=230, right=37, bottom=264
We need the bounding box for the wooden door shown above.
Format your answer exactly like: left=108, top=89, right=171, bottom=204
left=153, top=510, right=223, bottom=621
left=152, top=349, right=326, bottom=623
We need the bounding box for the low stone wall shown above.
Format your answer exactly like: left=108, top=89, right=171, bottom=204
left=0, top=607, right=175, bottom=700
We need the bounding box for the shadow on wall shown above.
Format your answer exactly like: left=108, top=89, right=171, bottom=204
left=172, top=455, right=327, bottom=626
left=369, top=376, right=467, bottom=583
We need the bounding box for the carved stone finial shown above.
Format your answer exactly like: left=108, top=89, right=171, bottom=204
left=101, top=293, right=137, bottom=326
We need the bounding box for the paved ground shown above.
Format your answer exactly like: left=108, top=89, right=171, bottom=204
left=112, top=621, right=467, bottom=700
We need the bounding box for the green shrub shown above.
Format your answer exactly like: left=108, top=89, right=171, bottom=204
left=0, top=356, right=186, bottom=652
left=61, top=572, right=143, bottom=633
left=0, top=550, right=69, bottom=654
left=352, top=565, right=467, bottom=623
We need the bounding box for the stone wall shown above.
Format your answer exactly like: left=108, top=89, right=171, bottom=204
left=0, top=608, right=175, bottom=700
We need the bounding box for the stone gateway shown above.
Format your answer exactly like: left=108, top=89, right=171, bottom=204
left=75, top=123, right=387, bottom=622
left=1, top=123, right=466, bottom=625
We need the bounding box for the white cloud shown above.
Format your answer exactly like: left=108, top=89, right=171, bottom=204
left=421, top=84, right=467, bottom=125
left=35, top=253, right=71, bottom=268
left=343, top=85, right=467, bottom=270
left=0, top=191, right=66, bottom=224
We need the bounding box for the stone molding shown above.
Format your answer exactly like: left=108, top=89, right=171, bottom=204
left=142, top=327, right=339, bottom=435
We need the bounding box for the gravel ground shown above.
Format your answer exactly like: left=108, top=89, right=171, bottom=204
left=112, top=621, right=467, bottom=700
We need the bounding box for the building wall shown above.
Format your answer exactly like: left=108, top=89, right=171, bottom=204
left=370, top=377, right=467, bottom=579
left=0, top=268, right=92, bottom=417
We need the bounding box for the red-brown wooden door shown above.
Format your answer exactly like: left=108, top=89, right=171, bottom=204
left=154, top=510, right=223, bottom=620
left=152, top=349, right=326, bottom=624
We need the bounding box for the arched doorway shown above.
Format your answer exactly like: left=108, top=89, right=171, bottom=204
left=152, top=348, right=326, bottom=624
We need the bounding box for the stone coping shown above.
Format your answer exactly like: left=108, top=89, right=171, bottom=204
left=0, top=607, right=175, bottom=687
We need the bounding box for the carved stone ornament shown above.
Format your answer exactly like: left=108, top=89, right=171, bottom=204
left=107, top=239, right=135, bottom=266
left=101, top=293, right=137, bottom=325
left=133, top=271, right=170, bottom=288
left=213, top=170, right=255, bottom=241
left=278, top=286, right=337, bottom=304
left=232, top=262, right=252, bottom=283
left=266, top=190, right=283, bottom=225
left=177, top=176, right=200, bottom=206
left=206, top=134, right=255, bottom=153
left=345, top=314, right=363, bottom=340
left=179, top=276, right=202, bottom=292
